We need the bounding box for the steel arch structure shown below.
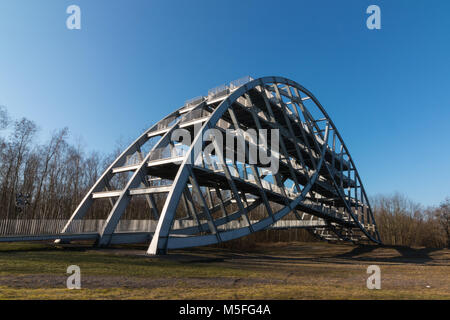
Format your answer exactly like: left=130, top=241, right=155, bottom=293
left=58, top=76, right=381, bottom=254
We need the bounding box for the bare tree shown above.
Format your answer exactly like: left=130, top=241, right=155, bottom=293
left=31, top=128, right=68, bottom=216
left=0, top=106, right=10, bottom=187
left=0, top=105, right=9, bottom=131
left=372, top=193, right=447, bottom=247
left=0, top=117, right=37, bottom=217
left=436, top=198, right=450, bottom=248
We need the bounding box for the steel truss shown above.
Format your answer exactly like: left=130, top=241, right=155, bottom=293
left=58, top=76, right=381, bottom=254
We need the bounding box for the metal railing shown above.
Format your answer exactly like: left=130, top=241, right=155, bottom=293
left=148, top=114, right=180, bottom=133
left=0, top=218, right=325, bottom=237
left=229, top=76, right=254, bottom=91
left=184, top=96, right=206, bottom=108
left=206, top=76, right=254, bottom=101
left=208, top=83, right=229, bottom=100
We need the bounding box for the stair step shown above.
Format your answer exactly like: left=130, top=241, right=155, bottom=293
left=92, top=190, right=122, bottom=199
left=92, top=185, right=173, bottom=199
left=147, top=156, right=184, bottom=167
left=112, top=163, right=140, bottom=173
left=129, top=186, right=172, bottom=195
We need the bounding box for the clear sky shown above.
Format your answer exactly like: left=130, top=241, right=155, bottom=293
left=0, top=0, right=449, bottom=206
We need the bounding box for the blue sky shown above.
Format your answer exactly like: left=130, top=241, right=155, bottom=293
left=0, top=0, right=449, bottom=206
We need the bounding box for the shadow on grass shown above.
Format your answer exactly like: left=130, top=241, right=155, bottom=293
left=0, top=242, right=95, bottom=254
left=0, top=241, right=445, bottom=267
left=164, top=243, right=446, bottom=266
left=334, top=244, right=443, bottom=264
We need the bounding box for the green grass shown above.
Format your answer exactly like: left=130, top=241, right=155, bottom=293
left=0, top=242, right=448, bottom=299
left=0, top=243, right=257, bottom=278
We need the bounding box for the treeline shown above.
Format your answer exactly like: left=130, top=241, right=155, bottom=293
left=372, top=193, right=449, bottom=248
left=0, top=106, right=108, bottom=220
left=0, top=106, right=449, bottom=247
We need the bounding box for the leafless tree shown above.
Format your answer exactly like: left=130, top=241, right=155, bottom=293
left=435, top=198, right=450, bottom=248
left=31, top=128, right=68, bottom=217
left=0, top=117, right=37, bottom=217
left=372, top=193, right=446, bottom=247
left=0, top=106, right=9, bottom=131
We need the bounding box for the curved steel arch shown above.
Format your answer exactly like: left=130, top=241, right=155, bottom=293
left=59, top=76, right=381, bottom=254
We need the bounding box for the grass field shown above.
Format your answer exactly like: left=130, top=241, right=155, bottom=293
left=0, top=241, right=448, bottom=299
